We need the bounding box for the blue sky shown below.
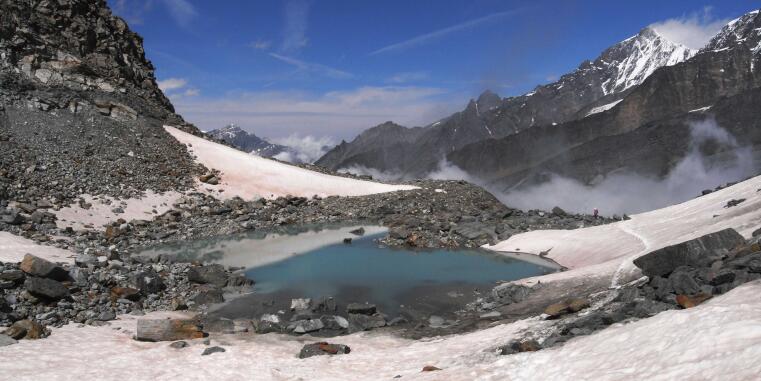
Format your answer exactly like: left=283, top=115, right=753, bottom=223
left=109, top=0, right=758, bottom=142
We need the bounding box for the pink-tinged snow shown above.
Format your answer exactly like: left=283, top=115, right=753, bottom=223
left=0, top=231, right=74, bottom=264
left=2, top=282, right=761, bottom=381
left=164, top=126, right=417, bottom=200
left=54, top=191, right=182, bottom=231
left=486, top=175, right=761, bottom=287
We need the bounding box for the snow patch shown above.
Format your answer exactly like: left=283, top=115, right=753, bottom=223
left=585, top=99, right=623, bottom=116
left=0, top=231, right=74, bottom=264
left=54, top=191, right=182, bottom=231
left=165, top=126, right=417, bottom=200
left=689, top=106, right=712, bottom=113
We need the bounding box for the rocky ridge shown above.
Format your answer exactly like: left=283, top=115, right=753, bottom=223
left=316, top=26, right=697, bottom=177
left=448, top=9, right=761, bottom=188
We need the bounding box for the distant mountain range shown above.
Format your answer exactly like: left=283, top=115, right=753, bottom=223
left=316, top=10, right=761, bottom=190
left=206, top=124, right=288, bottom=158
left=206, top=124, right=333, bottom=164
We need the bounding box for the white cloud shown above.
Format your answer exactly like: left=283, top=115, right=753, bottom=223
left=171, top=86, right=464, bottom=140
left=268, top=53, right=354, bottom=79
left=157, top=77, right=199, bottom=99
left=370, top=9, right=521, bottom=55
left=494, top=119, right=755, bottom=215
left=650, top=7, right=730, bottom=49
left=271, top=135, right=336, bottom=164
left=250, top=40, right=272, bottom=50
left=386, top=71, right=429, bottom=84
left=157, top=77, right=188, bottom=91
left=281, top=0, right=309, bottom=53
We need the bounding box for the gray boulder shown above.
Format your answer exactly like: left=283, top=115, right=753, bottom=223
left=191, top=285, right=224, bottom=305
left=348, top=313, right=386, bottom=331
left=24, top=277, right=69, bottom=300
left=187, top=264, right=228, bottom=287
left=299, top=342, right=351, bottom=359
left=346, top=303, right=376, bottom=315
left=491, top=283, right=532, bottom=305
left=633, top=229, right=745, bottom=277
left=19, top=254, right=68, bottom=281
left=0, top=269, right=24, bottom=283
left=668, top=269, right=701, bottom=295
left=129, top=270, right=165, bottom=295
left=289, top=319, right=324, bottom=334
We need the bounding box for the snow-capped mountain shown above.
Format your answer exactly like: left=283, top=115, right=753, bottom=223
left=702, top=10, right=761, bottom=54
left=562, top=27, right=696, bottom=96
left=448, top=9, right=761, bottom=189
left=206, top=124, right=287, bottom=158
left=317, top=26, right=697, bottom=176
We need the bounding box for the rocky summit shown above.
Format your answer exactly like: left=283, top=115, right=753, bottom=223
left=0, top=0, right=203, bottom=205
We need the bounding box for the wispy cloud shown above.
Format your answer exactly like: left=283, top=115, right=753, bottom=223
left=269, top=53, right=354, bottom=79
left=386, top=71, right=429, bottom=84
left=370, top=9, right=521, bottom=55
left=157, top=77, right=188, bottom=91
left=157, top=77, right=199, bottom=98
left=650, top=7, right=730, bottom=49
left=161, top=0, right=197, bottom=28
left=281, top=0, right=310, bottom=53
left=170, top=86, right=463, bottom=139
left=249, top=39, right=272, bottom=50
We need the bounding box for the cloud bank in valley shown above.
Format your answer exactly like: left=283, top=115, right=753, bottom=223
left=271, top=134, right=335, bottom=164
left=411, top=118, right=756, bottom=215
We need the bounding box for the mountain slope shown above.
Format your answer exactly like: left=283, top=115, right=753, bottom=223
left=448, top=9, right=761, bottom=188
left=317, top=27, right=696, bottom=176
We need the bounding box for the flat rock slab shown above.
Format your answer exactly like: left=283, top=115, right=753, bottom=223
left=299, top=342, right=351, bottom=359
left=634, top=228, right=746, bottom=277
left=201, top=346, right=226, bottom=356
left=135, top=317, right=204, bottom=342
left=20, top=254, right=68, bottom=281
left=0, top=334, right=18, bottom=346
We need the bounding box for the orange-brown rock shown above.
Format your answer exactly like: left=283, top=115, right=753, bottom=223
left=676, top=293, right=712, bottom=309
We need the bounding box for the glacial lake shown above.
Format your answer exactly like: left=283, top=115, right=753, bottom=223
left=139, top=224, right=558, bottom=317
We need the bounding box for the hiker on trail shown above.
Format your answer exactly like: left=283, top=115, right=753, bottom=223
left=593, top=208, right=599, bottom=219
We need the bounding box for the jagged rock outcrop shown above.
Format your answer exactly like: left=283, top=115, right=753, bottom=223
left=0, top=0, right=203, bottom=203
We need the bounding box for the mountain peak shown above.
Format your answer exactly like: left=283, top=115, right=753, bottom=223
left=592, top=26, right=696, bottom=95
left=702, top=9, right=761, bottom=53
left=477, top=90, right=501, bottom=110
